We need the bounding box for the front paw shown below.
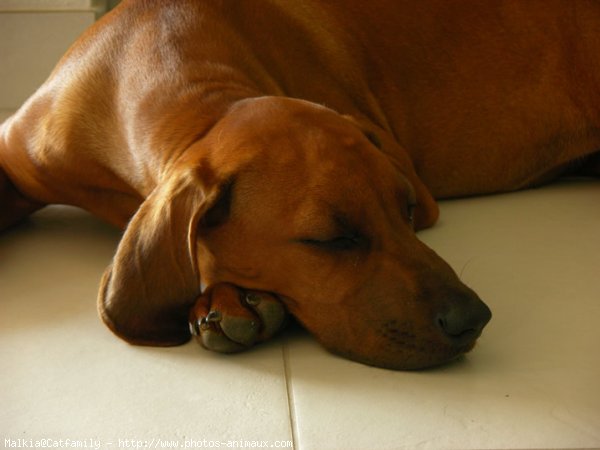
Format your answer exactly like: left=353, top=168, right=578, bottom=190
left=189, top=283, right=288, bottom=353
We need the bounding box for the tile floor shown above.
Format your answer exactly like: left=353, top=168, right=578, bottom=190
left=1, top=106, right=599, bottom=450
left=1, top=6, right=599, bottom=449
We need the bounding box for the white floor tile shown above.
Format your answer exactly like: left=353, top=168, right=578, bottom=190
left=285, top=179, right=600, bottom=450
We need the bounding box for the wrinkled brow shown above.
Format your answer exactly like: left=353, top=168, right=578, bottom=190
left=331, top=212, right=363, bottom=237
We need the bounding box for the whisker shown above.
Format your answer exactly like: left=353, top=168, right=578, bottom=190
left=459, top=257, right=476, bottom=280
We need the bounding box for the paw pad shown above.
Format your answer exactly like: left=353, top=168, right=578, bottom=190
left=189, top=283, right=288, bottom=353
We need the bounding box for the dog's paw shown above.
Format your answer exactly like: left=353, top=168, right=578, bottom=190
left=189, top=283, right=288, bottom=353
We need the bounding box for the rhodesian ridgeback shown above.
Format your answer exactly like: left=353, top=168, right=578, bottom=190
left=1, top=0, right=599, bottom=369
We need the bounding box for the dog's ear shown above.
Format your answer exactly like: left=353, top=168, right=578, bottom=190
left=98, top=165, right=230, bottom=346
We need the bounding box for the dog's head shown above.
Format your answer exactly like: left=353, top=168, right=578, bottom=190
left=99, top=96, right=491, bottom=370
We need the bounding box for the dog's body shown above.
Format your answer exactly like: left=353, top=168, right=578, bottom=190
left=1, top=0, right=598, bottom=369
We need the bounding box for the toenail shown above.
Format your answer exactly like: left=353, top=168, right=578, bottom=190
left=199, top=310, right=222, bottom=330
left=206, top=310, right=222, bottom=322
left=189, top=320, right=201, bottom=336
left=245, top=293, right=262, bottom=306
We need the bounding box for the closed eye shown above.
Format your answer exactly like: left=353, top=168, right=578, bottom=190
left=296, top=212, right=367, bottom=251
left=407, top=203, right=416, bottom=227
left=299, top=235, right=363, bottom=251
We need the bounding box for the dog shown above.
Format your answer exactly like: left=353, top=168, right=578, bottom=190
left=1, top=0, right=599, bottom=370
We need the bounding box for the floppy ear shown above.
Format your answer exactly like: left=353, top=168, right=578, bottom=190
left=98, top=166, right=227, bottom=346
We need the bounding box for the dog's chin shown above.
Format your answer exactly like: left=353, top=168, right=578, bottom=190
left=326, top=340, right=478, bottom=371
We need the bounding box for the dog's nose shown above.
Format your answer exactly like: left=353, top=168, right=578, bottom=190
left=436, top=296, right=492, bottom=344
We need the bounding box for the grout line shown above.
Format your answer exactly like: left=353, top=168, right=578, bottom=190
left=282, top=342, right=299, bottom=450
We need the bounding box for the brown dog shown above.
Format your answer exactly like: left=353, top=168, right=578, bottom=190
left=1, top=0, right=598, bottom=369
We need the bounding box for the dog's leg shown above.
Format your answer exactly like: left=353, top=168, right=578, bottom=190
left=0, top=121, right=45, bottom=231
left=585, top=151, right=600, bottom=176
left=573, top=150, right=600, bottom=178
left=0, top=169, right=44, bottom=231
